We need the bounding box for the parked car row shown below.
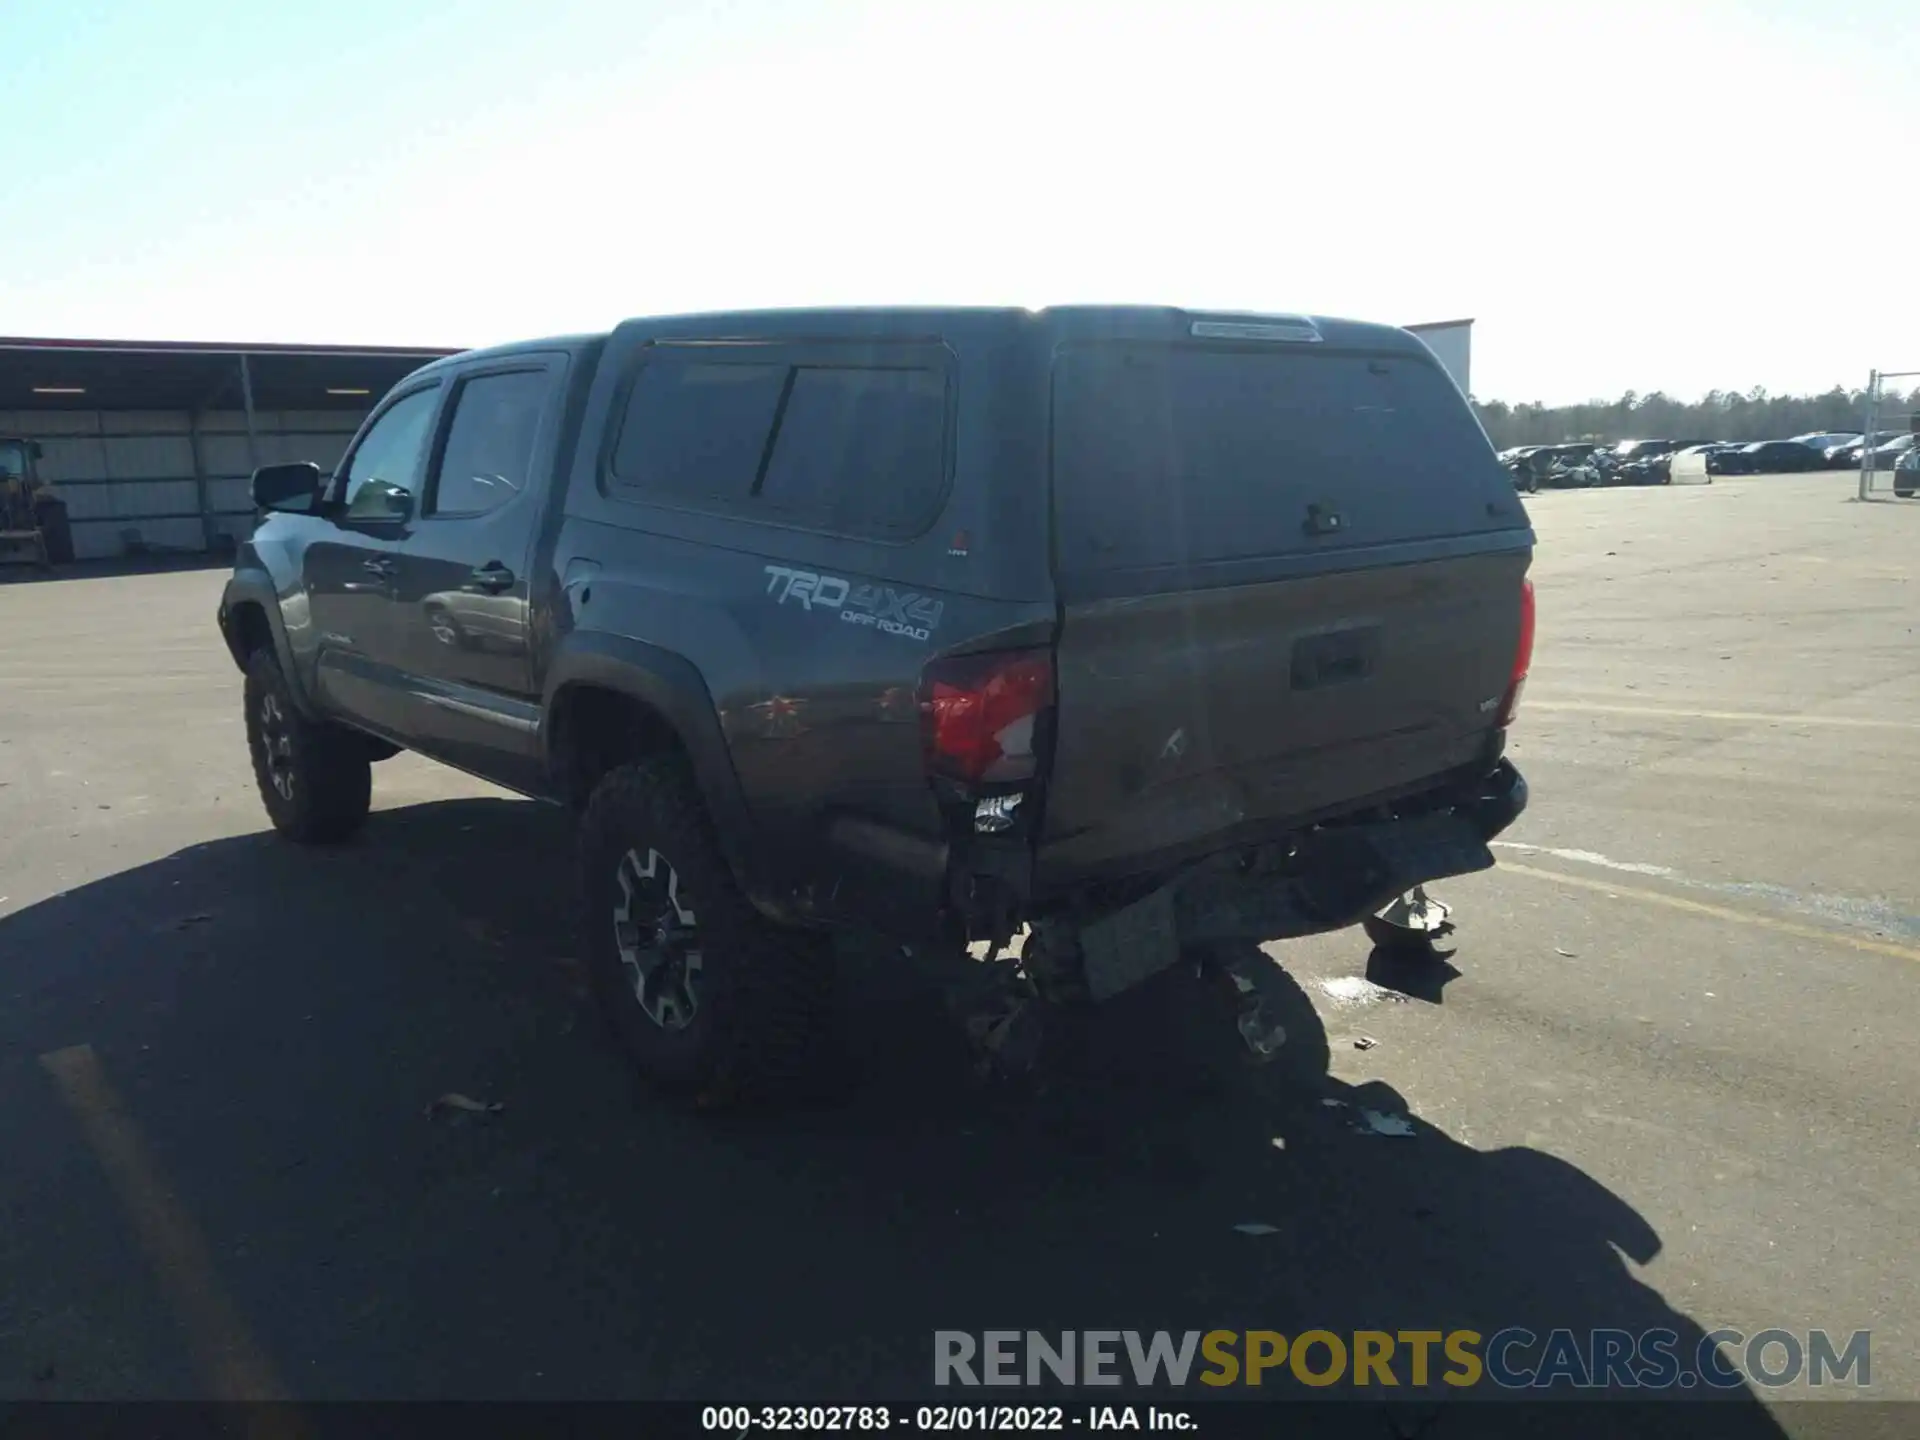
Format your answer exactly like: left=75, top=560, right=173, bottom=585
left=1824, top=432, right=1916, bottom=470
left=1499, top=431, right=1917, bottom=491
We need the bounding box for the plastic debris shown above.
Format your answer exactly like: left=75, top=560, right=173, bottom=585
left=1355, top=1108, right=1416, bottom=1138
left=1236, top=1004, right=1286, bottom=1058
left=1555, top=947, right=1577, bottom=958
left=1374, top=885, right=1454, bottom=937
left=425, top=1092, right=504, bottom=1119
left=1353, top=1035, right=1378, bottom=1051
left=965, top=994, right=1044, bottom=1079
left=1233, top=1223, right=1280, bottom=1236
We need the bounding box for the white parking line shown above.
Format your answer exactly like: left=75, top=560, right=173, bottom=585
left=39, top=1044, right=300, bottom=1416
left=1498, top=863, right=1920, bottom=965
left=1527, top=700, right=1920, bottom=731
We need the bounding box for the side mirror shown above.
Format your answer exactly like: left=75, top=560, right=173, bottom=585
left=350, top=478, right=415, bottom=523
left=252, top=461, right=324, bottom=514
left=27, top=441, right=43, bottom=461
left=378, top=483, right=415, bottom=522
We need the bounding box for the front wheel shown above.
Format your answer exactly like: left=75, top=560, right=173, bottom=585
left=578, top=758, right=833, bottom=1108
left=243, top=650, right=372, bottom=843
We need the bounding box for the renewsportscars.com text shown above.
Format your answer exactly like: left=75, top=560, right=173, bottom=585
left=933, top=1328, right=1871, bottom=1391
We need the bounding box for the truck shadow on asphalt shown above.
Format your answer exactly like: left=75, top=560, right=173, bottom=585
left=0, top=796, right=1795, bottom=1435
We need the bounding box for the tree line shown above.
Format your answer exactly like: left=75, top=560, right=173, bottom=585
left=1470, top=385, right=1920, bottom=451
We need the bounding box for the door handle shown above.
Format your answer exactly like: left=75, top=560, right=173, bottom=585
left=361, top=557, right=394, bottom=576
left=469, top=563, right=515, bottom=594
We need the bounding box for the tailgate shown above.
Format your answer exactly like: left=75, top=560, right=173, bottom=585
left=1037, top=333, right=1531, bottom=891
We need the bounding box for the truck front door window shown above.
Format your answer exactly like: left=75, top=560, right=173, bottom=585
left=340, top=388, right=438, bottom=520
left=430, top=370, right=548, bottom=517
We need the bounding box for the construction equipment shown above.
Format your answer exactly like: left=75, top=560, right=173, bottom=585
left=0, top=437, right=73, bottom=567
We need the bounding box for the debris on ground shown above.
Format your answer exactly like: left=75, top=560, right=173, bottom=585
left=1319, top=976, right=1410, bottom=1007
left=1367, top=887, right=1456, bottom=947
left=1270, top=1137, right=1286, bottom=1151
left=964, top=994, right=1044, bottom=1080
left=1555, top=947, right=1577, bottom=958
left=1353, top=1035, right=1378, bottom=1051
left=425, top=1092, right=504, bottom=1119
left=1355, top=1108, right=1416, bottom=1138
left=173, top=912, right=215, bottom=930
left=1235, top=1005, right=1286, bottom=1058
left=1233, top=1222, right=1280, bottom=1236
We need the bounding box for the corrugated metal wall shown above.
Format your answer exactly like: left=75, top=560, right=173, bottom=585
left=0, top=408, right=367, bottom=560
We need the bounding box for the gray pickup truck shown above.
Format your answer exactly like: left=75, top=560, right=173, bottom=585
left=218, top=307, right=1533, bottom=1106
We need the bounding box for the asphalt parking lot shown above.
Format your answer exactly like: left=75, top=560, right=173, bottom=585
left=2, top=475, right=1916, bottom=1435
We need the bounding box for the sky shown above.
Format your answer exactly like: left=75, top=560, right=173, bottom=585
left=2, top=0, right=1915, bottom=405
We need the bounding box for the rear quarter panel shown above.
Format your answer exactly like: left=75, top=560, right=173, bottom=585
left=550, top=316, right=1054, bottom=935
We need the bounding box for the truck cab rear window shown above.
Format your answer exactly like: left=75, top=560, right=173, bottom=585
left=608, top=351, right=950, bottom=538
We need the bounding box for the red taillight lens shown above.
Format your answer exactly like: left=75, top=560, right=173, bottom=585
left=918, top=650, right=1055, bottom=785
left=1496, top=576, right=1535, bottom=728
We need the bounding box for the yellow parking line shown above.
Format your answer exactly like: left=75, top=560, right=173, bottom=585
left=1499, top=863, right=1920, bottom=964
left=1527, top=700, right=1920, bottom=732
left=39, top=1044, right=298, bottom=1414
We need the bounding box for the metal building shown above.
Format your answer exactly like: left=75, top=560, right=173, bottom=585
left=1406, top=319, right=1473, bottom=397
left=0, top=337, right=455, bottom=560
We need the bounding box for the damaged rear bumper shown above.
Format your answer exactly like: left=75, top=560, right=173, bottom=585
left=1071, top=761, right=1528, bottom=1000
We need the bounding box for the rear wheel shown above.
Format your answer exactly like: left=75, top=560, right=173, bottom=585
left=243, top=650, right=372, bottom=843
left=579, top=757, right=833, bottom=1108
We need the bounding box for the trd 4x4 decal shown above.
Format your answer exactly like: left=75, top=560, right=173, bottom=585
left=763, top=565, right=944, bottom=642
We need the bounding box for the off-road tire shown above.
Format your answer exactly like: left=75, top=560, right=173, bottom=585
left=579, top=758, right=833, bottom=1108
left=1896, top=486, right=1915, bottom=499
left=243, top=649, right=373, bottom=843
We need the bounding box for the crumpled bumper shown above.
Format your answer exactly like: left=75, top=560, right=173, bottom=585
left=1071, top=761, right=1529, bottom=1000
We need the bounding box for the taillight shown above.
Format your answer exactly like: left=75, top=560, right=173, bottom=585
left=1496, top=576, right=1535, bottom=728
left=918, top=649, right=1055, bottom=785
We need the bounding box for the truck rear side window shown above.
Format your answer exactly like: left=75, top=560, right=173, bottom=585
left=606, top=348, right=950, bottom=539
left=757, top=366, right=947, bottom=536
left=609, top=361, right=787, bottom=503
